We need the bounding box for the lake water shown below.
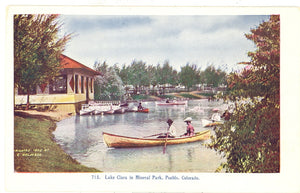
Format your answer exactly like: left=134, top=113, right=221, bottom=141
left=54, top=99, right=227, bottom=172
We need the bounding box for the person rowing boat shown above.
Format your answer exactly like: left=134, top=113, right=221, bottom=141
left=157, top=119, right=176, bottom=138
left=137, top=102, right=144, bottom=110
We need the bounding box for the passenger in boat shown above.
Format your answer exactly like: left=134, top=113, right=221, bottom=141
left=137, top=102, right=144, bottom=110
left=211, top=110, right=221, bottom=122
left=221, top=110, right=231, bottom=121
left=182, top=117, right=195, bottom=136
left=166, top=98, right=170, bottom=103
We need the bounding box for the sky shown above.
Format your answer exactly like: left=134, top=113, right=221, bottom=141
left=59, top=15, right=270, bottom=73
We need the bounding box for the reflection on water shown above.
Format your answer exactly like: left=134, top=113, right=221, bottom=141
left=54, top=100, right=227, bottom=172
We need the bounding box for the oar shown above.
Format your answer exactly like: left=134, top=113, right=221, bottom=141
left=143, top=133, right=165, bottom=138
left=163, top=126, right=170, bottom=154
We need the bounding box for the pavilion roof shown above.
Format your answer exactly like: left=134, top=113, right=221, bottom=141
left=60, top=54, right=101, bottom=76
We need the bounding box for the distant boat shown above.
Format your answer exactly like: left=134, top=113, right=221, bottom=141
left=92, top=105, right=114, bottom=115
left=156, top=101, right=187, bottom=106
left=114, top=108, right=126, bottom=114
left=79, top=104, right=95, bottom=115
left=102, top=130, right=211, bottom=148
left=120, top=102, right=129, bottom=107
left=202, top=119, right=223, bottom=127
left=212, top=108, right=220, bottom=112
left=79, top=109, right=95, bottom=115
left=93, top=106, right=104, bottom=115
left=104, top=109, right=115, bottom=115
left=189, top=106, right=204, bottom=113
left=137, top=108, right=149, bottom=113
left=125, top=106, right=138, bottom=112
left=94, top=110, right=102, bottom=115
left=204, top=122, right=223, bottom=127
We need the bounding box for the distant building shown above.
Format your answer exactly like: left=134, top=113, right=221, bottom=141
left=14, top=55, right=101, bottom=114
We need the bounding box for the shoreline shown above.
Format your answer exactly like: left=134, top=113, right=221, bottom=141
left=14, top=109, right=73, bottom=122
left=14, top=110, right=100, bottom=172
left=13, top=94, right=210, bottom=172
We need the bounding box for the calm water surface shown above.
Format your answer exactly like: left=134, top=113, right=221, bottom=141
left=54, top=99, right=227, bottom=172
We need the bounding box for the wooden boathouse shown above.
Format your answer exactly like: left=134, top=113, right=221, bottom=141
left=14, top=55, right=101, bottom=114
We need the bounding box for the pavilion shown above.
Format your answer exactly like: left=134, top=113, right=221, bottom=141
left=14, top=55, right=101, bottom=114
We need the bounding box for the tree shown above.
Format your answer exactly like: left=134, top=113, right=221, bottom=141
left=202, top=65, right=227, bottom=87
left=208, top=15, right=280, bottom=172
left=155, top=61, right=178, bottom=94
left=179, top=63, right=199, bottom=91
left=119, top=64, right=130, bottom=86
left=94, top=61, right=125, bottom=100
left=14, top=14, right=71, bottom=110
left=160, top=60, right=178, bottom=85
left=127, top=60, right=149, bottom=94
left=147, top=65, right=159, bottom=95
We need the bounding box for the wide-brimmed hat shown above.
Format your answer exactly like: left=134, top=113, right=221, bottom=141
left=167, top=119, right=173, bottom=124
left=212, top=108, right=219, bottom=112
left=184, top=117, right=192, bottom=122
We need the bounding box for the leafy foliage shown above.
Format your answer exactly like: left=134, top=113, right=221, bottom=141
left=179, top=64, right=200, bottom=91
left=117, top=60, right=227, bottom=94
left=157, top=60, right=179, bottom=86
left=118, top=60, right=149, bottom=93
left=94, top=61, right=125, bottom=100
left=129, top=60, right=150, bottom=89
left=201, top=65, right=227, bottom=87
left=14, top=14, right=71, bottom=109
left=209, top=15, right=280, bottom=173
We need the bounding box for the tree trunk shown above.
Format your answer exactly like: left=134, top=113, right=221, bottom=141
left=26, top=89, right=30, bottom=110
left=152, top=84, right=155, bottom=95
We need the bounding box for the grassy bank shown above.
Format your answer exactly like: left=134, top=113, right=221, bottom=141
left=14, top=112, right=100, bottom=172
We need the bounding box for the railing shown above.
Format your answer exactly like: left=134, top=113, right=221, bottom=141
left=89, top=100, right=120, bottom=106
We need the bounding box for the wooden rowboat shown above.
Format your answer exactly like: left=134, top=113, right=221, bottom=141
left=79, top=104, right=95, bottom=115
left=104, top=109, right=115, bottom=114
left=79, top=109, right=95, bottom=115
left=114, top=108, right=126, bottom=114
left=204, top=122, right=223, bottom=127
left=156, top=101, right=187, bottom=106
left=102, top=130, right=211, bottom=148
left=137, top=108, right=149, bottom=113
left=202, top=119, right=223, bottom=127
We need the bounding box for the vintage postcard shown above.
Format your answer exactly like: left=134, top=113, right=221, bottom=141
left=4, top=5, right=300, bottom=193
